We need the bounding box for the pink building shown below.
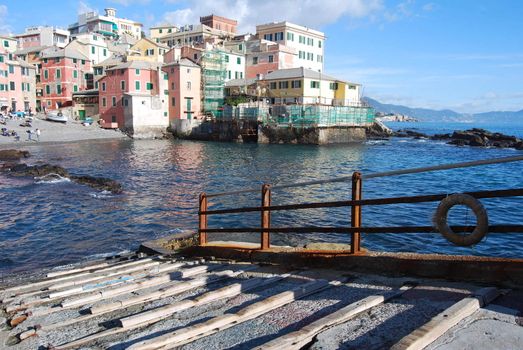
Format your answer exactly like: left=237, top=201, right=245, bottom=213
left=98, top=60, right=167, bottom=131
left=245, top=40, right=297, bottom=79
left=40, top=46, right=93, bottom=109
left=0, top=48, right=37, bottom=112
left=162, top=58, right=201, bottom=124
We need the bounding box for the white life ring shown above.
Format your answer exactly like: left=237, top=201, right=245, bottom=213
left=434, top=194, right=489, bottom=246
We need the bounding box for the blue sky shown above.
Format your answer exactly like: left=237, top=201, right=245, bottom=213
left=1, top=0, right=522, bottom=113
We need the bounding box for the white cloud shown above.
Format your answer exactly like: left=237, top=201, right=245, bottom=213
left=0, top=5, right=13, bottom=35
left=422, top=3, right=435, bottom=12
left=161, top=0, right=384, bottom=32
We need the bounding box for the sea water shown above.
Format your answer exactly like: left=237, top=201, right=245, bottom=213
left=0, top=121, right=522, bottom=274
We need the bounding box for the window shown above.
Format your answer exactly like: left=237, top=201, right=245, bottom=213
left=163, top=73, right=168, bottom=80
left=9, top=82, right=15, bottom=90
left=44, top=69, right=48, bottom=79
left=171, top=82, right=175, bottom=90
left=291, top=80, right=301, bottom=88
left=235, top=71, right=239, bottom=79
left=73, top=58, right=77, bottom=64
left=0, top=55, right=3, bottom=63
left=159, top=29, right=163, bottom=33
left=112, top=96, right=116, bottom=106
left=103, top=49, right=107, bottom=56
left=317, top=55, right=323, bottom=63
left=91, top=46, right=95, bottom=54
left=278, top=81, right=289, bottom=89
left=8, top=65, right=14, bottom=74
left=286, top=32, right=294, bottom=41
left=348, top=85, right=357, bottom=90
left=238, top=44, right=243, bottom=51
left=73, top=85, right=78, bottom=92
left=171, top=97, right=176, bottom=106
left=121, top=80, right=125, bottom=90
left=45, top=85, right=50, bottom=95
left=299, top=51, right=304, bottom=59
left=123, top=98, right=128, bottom=106
left=252, top=57, right=258, bottom=64
left=263, top=33, right=273, bottom=41
left=307, top=38, right=314, bottom=46
left=268, top=55, right=274, bottom=63
left=275, top=32, right=284, bottom=41
left=299, top=35, right=305, bottom=44
left=146, top=82, right=153, bottom=90
left=111, top=116, right=116, bottom=123
left=145, top=49, right=154, bottom=56
left=240, top=72, right=243, bottom=79
left=43, top=58, right=48, bottom=63
left=102, top=82, right=106, bottom=91
left=270, top=82, right=277, bottom=89
left=237, top=57, right=241, bottom=64
left=135, top=81, right=141, bottom=90
left=186, top=82, right=191, bottom=90
left=56, top=69, right=61, bottom=78
left=225, top=55, right=229, bottom=62
left=21, top=83, right=24, bottom=92
left=54, top=57, right=60, bottom=63
left=135, top=69, right=140, bottom=75
left=164, top=89, right=169, bottom=95
left=56, top=84, right=62, bottom=94
left=329, top=82, right=338, bottom=90
left=310, top=81, right=320, bottom=89
left=318, top=40, right=322, bottom=48
left=81, top=60, right=85, bottom=65
left=26, top=83, right=30, bottom=92
left=3, top=40, right=9, bottom=47
left=102, top=97, right=106, bottom=107
left=73, top=70, right=78, bottom=78
left=95, top=81, right=99, bottom=89
left=168, top=28, right=172, bottom=33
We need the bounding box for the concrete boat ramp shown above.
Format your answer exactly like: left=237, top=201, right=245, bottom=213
left=1, top=252, right=522, bottom=350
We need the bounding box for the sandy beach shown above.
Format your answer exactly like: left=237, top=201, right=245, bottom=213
left=0, top=114, right=128, bottom=146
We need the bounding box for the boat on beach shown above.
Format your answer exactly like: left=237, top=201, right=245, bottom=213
left=46, top=111, right=68, bottom=123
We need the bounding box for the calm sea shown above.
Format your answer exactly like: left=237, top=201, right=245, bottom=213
left=1, top=121, right=522, bottom=275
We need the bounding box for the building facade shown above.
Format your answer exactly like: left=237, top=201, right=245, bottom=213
left=40, top=47, right=93, bottom=109
left=98, top=61, right=168, bottom=137
left=256, top=22, right=325, bottom=72
left=127, top=38, right=169, bottom=63
left=69, top=8, right=143, bottom=40
left=14, top=26, right=70, bottom=49
left=0, top=48, right=37, bottom=112
left=241, top=39, right=297, bottom=79
left=71, top=33, right=111, bottom=65
left=150, top=24, right=178, bottom=42
left=199, top=15, right=237, bottom=35
left=163, top=58, right=201, bottom=123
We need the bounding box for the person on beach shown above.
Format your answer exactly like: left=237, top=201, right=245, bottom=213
left=35, top=128, right=41, bottom=141
left=27, top=129, right=32, bottom=141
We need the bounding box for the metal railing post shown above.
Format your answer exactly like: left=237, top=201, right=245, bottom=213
left=261, top=184, right=271, bottom=250
left=198, top=193, right=208, bottom=245
left=351, top=172, right=362, bottom=254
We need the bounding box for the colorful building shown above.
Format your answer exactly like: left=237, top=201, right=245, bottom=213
left=69, top=33, right=111, bottom=65
left=262, top=68, right=360, bottom=106
left=98, top=60, right=168, bottom=137
left=69, top=8, right=143, bottom=40
left=0, top=48, right=37, bottom=112
left=241, top=39, right=297, bottom=79
left=162, top=58, right=201, bottom=124
left=40, top=46, right=93, bottom=109
left=150, top=24, right=178, bottom=42
left=256, top=22, right=325, bottom=72
left=199, top=15, right=237, bottom=35
left=127, top=38, right=169, bottom=63
left=14, top=26, right=70, bottom=49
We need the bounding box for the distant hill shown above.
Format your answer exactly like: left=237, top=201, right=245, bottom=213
left=364, top=97, right=523, bottom=123
left=363, top=97, right=463, bottom=121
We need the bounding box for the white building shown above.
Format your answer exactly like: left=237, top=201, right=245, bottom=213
left=69, top=8, right=143, bottom=40
left=255, top=22, right=325, bottom=72
left=68, top=33, right=110, bottom=65
left=14, top=26, right=70, bottom=49
left=222, top=49, right=245, bottom=81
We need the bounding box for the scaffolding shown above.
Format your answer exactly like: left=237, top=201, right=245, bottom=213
left=201, top=50, right=227, bottom=118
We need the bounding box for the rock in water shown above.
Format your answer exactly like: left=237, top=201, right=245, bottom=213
left=7, top=163, right=69, bottom=177
left=366, top=120, right=393, bottom=139
left=0, top=149, right=30, bottom=160
left=70, top=175, right=123, bottom=194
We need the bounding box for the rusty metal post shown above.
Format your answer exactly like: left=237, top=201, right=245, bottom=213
left=198, top=193, right=208, bottom=245
left=351, top=172, right=362, bottom=254
left=261, top=184, right=271, bottom=250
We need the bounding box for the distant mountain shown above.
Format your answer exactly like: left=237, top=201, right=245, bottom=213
left=364, top=97, right=523, bottom=123
left=363, top=97, right=463, bottom=121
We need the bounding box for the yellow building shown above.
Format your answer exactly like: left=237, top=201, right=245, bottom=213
left=150, top=24, right=178, bottom=42
left=127, top=38, right=170, bottom=63
left=262, top=68, right=361, bottom=106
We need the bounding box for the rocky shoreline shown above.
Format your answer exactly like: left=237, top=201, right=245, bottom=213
left=0, top=149, right=123, bottom=194
left=367, top=122, right=523, bottom=150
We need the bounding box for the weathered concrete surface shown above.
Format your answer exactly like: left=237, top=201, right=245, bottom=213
left=179, top=243, right=523, bottom=288
left=259, top=125, right=366, bottom=144
left=426, top=306, right=523, bottom=350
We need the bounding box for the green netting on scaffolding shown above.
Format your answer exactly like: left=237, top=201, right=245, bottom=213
left=202, top=49, right=227, bottom=117
left=275, top=105, right=375, bottom=127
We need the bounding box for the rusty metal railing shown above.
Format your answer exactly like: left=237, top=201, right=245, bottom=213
left=198, top=155, right=523, bottom=253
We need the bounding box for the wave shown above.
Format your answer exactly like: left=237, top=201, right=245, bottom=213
left=35, top=173, right=71, bottom=184
left=89, top=190, right=114, bottom=199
